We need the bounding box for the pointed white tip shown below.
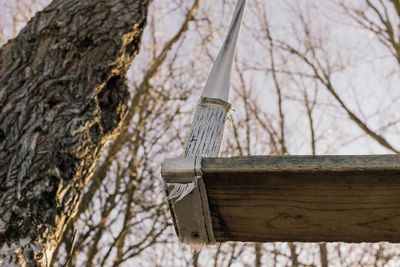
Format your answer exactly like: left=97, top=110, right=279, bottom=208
left=201, top=0, right=247, bottom=102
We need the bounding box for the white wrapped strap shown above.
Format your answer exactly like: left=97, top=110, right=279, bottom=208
left=163, top=99, right=230, bottom=247
left=167, top=182, right=196, bottom=202
left=164, top=156, right=203, bottom=203
left=161, top=0, right=247, bottom=249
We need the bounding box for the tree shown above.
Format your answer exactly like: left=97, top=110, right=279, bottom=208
left=52, top=1, right=200, bottom=265
left=0, top=0, right=150, bottom=265
left=5, top=0, right=400, bottom=266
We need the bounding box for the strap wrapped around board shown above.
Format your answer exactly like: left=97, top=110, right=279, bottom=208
left=161, top=0, right=247, bottom=249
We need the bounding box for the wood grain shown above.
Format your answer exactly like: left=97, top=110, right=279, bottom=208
left=202, top=155, right=400, bottom=242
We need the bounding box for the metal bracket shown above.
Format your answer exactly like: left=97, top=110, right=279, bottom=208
left=162, top=157, right=202, bottom=184
left=161, top=157, right=216, bottom=248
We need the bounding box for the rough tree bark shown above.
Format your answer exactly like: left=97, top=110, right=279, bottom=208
left=0, top=0, right=149, bottom=265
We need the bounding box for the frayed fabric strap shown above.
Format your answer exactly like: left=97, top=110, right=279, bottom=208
left=161, top=0, right=246, bottom=250
left=166, top=156, right=203, bottom=203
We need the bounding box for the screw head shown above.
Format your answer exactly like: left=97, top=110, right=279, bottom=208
left=35, top=252, right=43, bottom=261
left=191, top=232, right=200, bottom=239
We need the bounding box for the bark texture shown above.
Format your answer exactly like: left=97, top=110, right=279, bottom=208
left=0, top=0, right=149, bottom=265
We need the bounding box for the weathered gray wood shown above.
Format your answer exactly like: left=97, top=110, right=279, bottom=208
left=202, top=155, right=400, bottom=242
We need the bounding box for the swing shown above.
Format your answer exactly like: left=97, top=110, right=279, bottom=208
left=161, top=0, right=400, bottom=249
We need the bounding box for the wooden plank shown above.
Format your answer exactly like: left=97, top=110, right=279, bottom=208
left=202, top=155, right=400, bottom=243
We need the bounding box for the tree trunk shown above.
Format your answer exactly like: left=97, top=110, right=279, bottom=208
left=0, top=0, right=149, bottom=265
